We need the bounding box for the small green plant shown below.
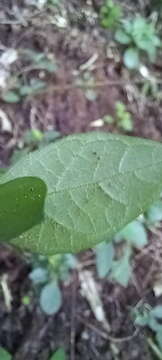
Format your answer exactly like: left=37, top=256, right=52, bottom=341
left=0, top=49, right=57, bottom=103
left=95, top=218, right=148, bottom=286
left=95, top=200, right=162, bottom=286
left=134, top=304, right=162, bottom=353
left=103, top=101, right=133, bottom=131
left=95, top=198, right=162, bottom=286
left=115, top=16, right=160, bottom=69
left=29, top=253, right=77, bottom=314
left=100, top=0, right=122, bottom=28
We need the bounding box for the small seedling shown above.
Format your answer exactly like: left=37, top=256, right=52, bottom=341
left=134, top=304, right=162, bottom=352
left=115, top=16, right=160, bottom=68
left=1, top=49, right=57, bottom=103
left=100, top=0, right=122, bottom=28
left=29, top=253, right=77, bottom=315
left=115, top=101, right=133, bottom=131
left=22, top=295, right=31, bottom=306
left=96, top=217, right=148, bottom=286
left=103, top=101, right=133, bottom=132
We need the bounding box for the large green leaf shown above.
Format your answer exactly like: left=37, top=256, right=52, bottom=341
left=0, top=347, right=12, bottom=360
left=1, top=132, right=162, bottom=255
left=49, top=348, right=66, bottom=360
left=0, top=177, right=46, bottom=242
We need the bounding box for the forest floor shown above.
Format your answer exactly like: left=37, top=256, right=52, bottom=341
left=0, top=0, right=162, bottom=359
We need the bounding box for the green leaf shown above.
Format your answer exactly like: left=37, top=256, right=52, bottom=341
left=132, top=16, right=148, bottom=39
left=100, top=0, right=122, bottom=29
left=64, top=254, right=78, bottom=269
left=117, top=220, right=148, bottom=249
left=115, top=101, right=126, bottom=115
left=119, top=114, right=133, bottom=132
left=35, top=60, right=57, bottom=73
left=95, top=241, right=114, bottom=278
left=29, top=267, right=48, bottom=284
left=0, top=348, right=12, bottom=360
left=0, top=177, right=46, bottom=242
left=48, top=254, right=62, bottom=270
left=2, top=91, right=21, bottom=103
left=1, top=132, right=162, bottom=255
left=22, top=295, right=31, bottom=305
left=146, top=45, right=157, bottom=62
left=146, top=201, right=162, bottom=224
left=49, top=0, right=61, bottom=5
left=148, top=316, right=162, bottom=332
left=135, top=313, right=150, bottom=327
left=156, top=331, right=162, bottom=351
left=151, top=306, right=162, bottom=319
left=49, top=348, right=66, bottom=360
left=132, top=16, right=160, bottom=52
left=40, top=281, right=62, bottom=315
left=123, top=48, right=140, bottom=69
left=22, top=49, right=45, bottom=62
left=20, top=80, right=46, bottom=96
left=115, top=29, right=131, bottom=44
left=111, top=247, right=132, bottom=287
left=122, top=19, right=133, bottom=34
left=23, top=129, right=43, bottom=145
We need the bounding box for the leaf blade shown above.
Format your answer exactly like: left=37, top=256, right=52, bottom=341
left=123, top=48, right=140, bottom=69
left=0, top=176, right=47, bottom=242
left=40, top=281, right=62, bottom=315
left=0, top=347, right=12, bottom=360
left=95, top=241, right=114, bottom=278
left=1, top=132, right=162, bottom=254
left=49, top=348, right=66, bottom=360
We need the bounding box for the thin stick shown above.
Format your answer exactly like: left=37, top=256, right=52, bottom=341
left=77, top=314, right=139, bottom=343
left=27, top=77, right=162, bottom=99
left=147, top=337, right=162, bottom=360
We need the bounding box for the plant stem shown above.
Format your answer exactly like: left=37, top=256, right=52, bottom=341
left=147, top=337, right=162, bottom=360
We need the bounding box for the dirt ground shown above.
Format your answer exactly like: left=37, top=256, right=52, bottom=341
left=0, top=0, right=162, bottom=359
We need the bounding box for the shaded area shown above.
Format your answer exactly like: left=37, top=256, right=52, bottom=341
left=0, top=242, right=160, bottom=360
left=0, top=0, right=162, bottom=359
